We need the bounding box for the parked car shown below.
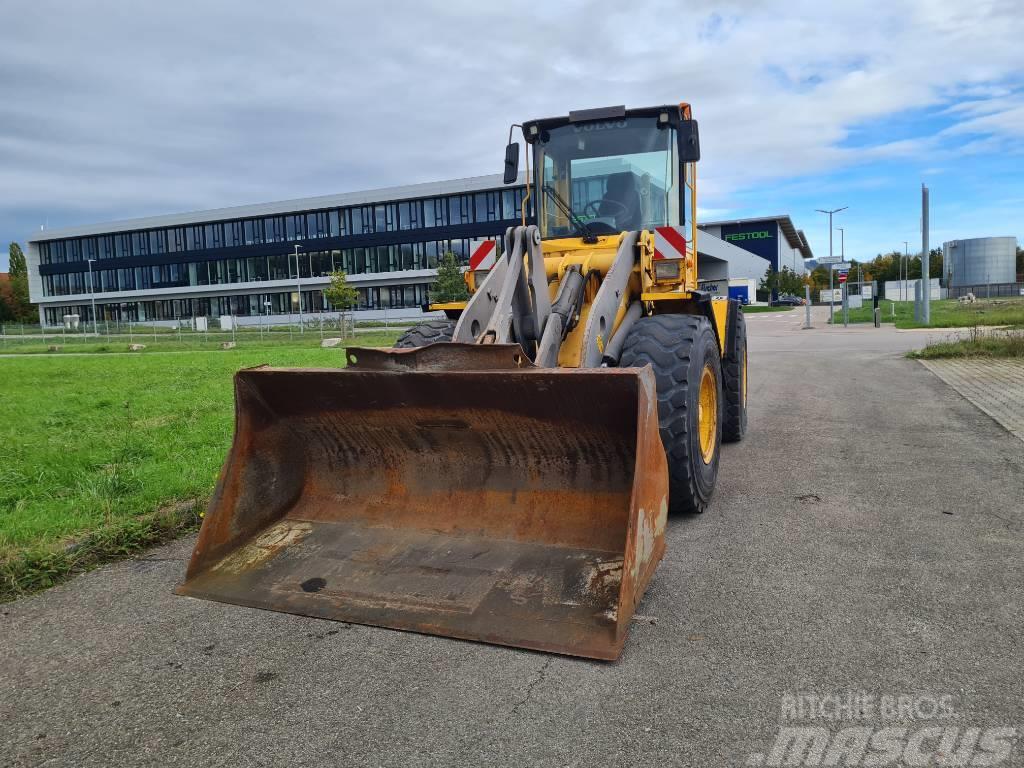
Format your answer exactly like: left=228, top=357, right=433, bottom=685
left=770, top=294, right=805, bottom=307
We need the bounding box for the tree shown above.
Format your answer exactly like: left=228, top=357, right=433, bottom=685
left=430, top=252, right=469, bottom=304
left=323, top=270, right=359, bottom=311
left=807, top=265, right=831, bottom=293
left=6, top=243, right=34, bottom=322
left=1016, top=246, right=1023, bottom=282
left=0, top=278, right=14, bottom=322
left=761, top=265, right=804, bottom=297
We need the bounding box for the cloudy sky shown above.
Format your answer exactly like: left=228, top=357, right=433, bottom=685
left=1, top=0, right=1022, bottom=270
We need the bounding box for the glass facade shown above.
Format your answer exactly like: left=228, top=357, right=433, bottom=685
left=35, top=184, right=530, bottom=324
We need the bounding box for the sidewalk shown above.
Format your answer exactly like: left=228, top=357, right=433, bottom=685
left=920, top=358, right=1024, bottom=442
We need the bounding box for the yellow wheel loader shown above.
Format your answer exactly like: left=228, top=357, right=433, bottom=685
left=177, top=103, right=748, bottom=660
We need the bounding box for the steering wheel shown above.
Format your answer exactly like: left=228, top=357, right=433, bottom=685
left=583, top=199, right=629, bottom=220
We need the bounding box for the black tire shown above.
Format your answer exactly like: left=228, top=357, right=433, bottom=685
left=394, top=319, right=456, bottom=348
left=620, top=314, right=722, bottom=514
left=722, top=310, right=748, bottom=443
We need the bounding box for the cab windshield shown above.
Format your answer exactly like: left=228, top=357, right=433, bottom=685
left=535, top=117, right=679, bottom=239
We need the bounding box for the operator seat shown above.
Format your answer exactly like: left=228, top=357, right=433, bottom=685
left=598, top=172, right=643, bottom=230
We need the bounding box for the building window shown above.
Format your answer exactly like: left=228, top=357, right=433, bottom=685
left=353, top=206, right=373, bottom=235
left=285, top=215, right=304, bottom=241
left=329, top=210, right=343, bottom=237
left=226, top=221, right=242, bottom=247
left=475, top=191, right=501, bottom=223
left=185, top=226, right=203, bottom=250
left=424, top=197, right=448, bottom=228
left=373, top=203, right=397, bottom=232
left=132, top=232, right=149, bottom=256
left=398, top=200, right=422, bottom=230
left=501, top=190, right=518, bottom=219
left=306, top=211, right=330, bottom=239
left=243, top=219, right=262, bottom=245
left=264, top=216, right=284, bottom=243
left=449, top=194, right=472, bottom=225
left=150, top=230, right=167, bottom=254
left=204, top=223, right=223, bottom=249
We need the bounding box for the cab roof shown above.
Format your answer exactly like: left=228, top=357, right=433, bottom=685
left=523, top=104, right=688, bottom=142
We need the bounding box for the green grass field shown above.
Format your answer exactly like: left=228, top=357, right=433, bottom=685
left=830, top=297, right=1024, bottom=329
left=0, top=333, right=400, bottom=599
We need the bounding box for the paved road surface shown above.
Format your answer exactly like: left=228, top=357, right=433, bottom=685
left=4, top=309, right=1022, bottom=767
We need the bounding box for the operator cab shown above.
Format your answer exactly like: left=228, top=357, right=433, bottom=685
left=505, top=105, right=700, bottom=241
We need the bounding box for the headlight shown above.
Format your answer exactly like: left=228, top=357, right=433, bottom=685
left=654, top=260, right=680, bottom=282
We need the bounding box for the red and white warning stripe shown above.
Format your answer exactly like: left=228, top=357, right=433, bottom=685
left=468, top=239, right=498, bottom=270
left=653, top=226, right=689, bottom=260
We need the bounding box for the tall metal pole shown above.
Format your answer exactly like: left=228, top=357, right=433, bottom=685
left=922, top=184, right=930, bottom=324
left=817, top=207, right=847, bottom=324
left=87, top=258, right=98, bottom=336
left=294, top=244, right=304, bottom=333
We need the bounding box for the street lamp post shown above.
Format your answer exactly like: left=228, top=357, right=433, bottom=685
left=86, top=258, right=98, bottom=336
left=816, top=206, right=848, bottom=323
left=293, top=244, right=304, bottom=334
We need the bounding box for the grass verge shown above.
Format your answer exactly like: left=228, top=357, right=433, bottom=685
left=908, top=328, right=1024, bottom=359
left=0, top=335, right=400, bottom=601
left=831, top=297, right=1024, bottom=329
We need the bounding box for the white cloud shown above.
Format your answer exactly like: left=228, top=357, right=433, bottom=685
left=0, top=0, right=1022, bottom=247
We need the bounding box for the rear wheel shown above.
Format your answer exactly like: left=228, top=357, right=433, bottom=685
left=394, top=319, right=456, bottom=348
left=620, top=314, right=722, bottom=514
left=722, top=310, right=748, bottom=442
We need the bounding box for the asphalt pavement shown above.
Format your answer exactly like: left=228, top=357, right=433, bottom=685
left=3, top=307, right=1022, bottom=767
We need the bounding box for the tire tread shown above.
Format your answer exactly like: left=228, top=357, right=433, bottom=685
left=620, top=314, right=719, bottom=514
left=394, top=319, right=456, bottom=348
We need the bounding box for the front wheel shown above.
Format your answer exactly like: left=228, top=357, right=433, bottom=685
left=619, top=314, right=722, bottom=514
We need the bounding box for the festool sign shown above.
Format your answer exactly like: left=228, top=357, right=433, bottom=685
left=720, top=221, right=779, bottom=268
left=724, top=230, right=772, bottom=242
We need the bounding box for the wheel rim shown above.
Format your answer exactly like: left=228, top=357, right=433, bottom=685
left=698, top=363, right=718, bottom=464
left=742, top=344, right=748, bottom=408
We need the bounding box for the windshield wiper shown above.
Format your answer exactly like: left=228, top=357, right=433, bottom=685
left=542, top=185, right=598, bottom=244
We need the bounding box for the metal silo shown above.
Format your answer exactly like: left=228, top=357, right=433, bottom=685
left=942, top=237, right=1017, bottom=288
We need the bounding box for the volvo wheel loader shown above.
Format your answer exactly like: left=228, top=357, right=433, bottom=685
left=177, top=103, right=748, bottom=660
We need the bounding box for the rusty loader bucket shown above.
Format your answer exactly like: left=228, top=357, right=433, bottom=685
left=176, top=344, right=668, bottom=660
